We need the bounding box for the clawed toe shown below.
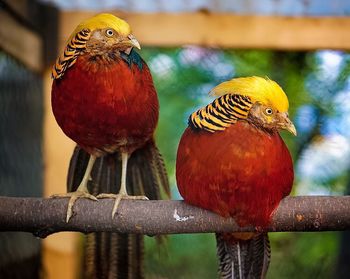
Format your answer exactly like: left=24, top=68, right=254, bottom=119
left=51, top=191, right=97, bottom=222
left=96, top=193, right=117, bottom=199
left=111, top=194, right=149, bottom=219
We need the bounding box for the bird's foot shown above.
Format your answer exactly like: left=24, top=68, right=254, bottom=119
left=97, top=193, right=149, bottom=218
left=51, top=191, right=98, bottom=222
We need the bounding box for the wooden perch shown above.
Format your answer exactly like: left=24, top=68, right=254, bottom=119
left=0, top=196, right=349, bottom=238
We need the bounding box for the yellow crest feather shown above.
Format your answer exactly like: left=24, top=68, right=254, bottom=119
left=209, top=76, right=289, bottom=113
left=70, top=13, right=131, bottom=41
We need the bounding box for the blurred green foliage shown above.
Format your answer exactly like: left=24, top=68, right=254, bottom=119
left=140, top=48, right=348, bottom=278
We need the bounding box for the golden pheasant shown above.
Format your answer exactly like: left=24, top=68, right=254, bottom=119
left=176, top=76, right=296, bottom=278
left=51, top=13, right=169, bottom=222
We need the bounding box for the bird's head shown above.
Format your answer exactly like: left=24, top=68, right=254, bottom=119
left=71, top=13, right=140, bottom=56
left=210, top=76, right=297, bottom=136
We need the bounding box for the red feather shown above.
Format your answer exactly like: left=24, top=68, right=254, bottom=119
left=51, top=53, right=159, bottom=155
left=176, top=121, right=294, bottom=228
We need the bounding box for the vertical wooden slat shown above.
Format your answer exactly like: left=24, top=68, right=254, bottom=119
left=42, top=68, right=79, bottom=279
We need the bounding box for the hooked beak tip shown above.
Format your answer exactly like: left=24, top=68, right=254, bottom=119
left=128, top=35, right=141, bottom=50
left=286, top=123, right=297, bottom=136
left=279, top=113, right=297, bottom=136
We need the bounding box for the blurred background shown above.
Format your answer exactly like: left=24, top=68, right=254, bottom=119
left=1, top=0, right=350, bottom=278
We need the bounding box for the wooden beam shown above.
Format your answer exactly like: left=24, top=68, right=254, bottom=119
left=0, top=1, right=58, bottom=71
left=59, top=11, right=350, bottom=51
left=4, top=0, right=29, bottom=21
left=0, top=10, right=43, bottom=72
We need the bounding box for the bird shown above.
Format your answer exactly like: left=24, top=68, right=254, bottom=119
left=176, top=76, right=296, bottom=279
left=51, top=13, right=169, bottom=222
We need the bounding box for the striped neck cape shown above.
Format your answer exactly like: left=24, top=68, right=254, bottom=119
left=189, top=94, right=253, bottom=133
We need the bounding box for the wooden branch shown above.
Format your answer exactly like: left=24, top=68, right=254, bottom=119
left=60, top=11, right=350, bottom=51
left=0, top=196, right=349, bottom=238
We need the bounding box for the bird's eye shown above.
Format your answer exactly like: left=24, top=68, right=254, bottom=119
left=105, top=29, right=114, bottom=37
left=265, top=108, right=273, bottom=115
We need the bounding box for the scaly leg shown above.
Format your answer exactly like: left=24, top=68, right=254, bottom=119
left=97, top=152, right=148, bottom=218
left=52, top=154, right=98, bottom=222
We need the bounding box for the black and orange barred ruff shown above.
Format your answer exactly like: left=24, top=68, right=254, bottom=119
left=189, top=94, right=253, bottom=133
left=52, top=29, right=91, bottom=79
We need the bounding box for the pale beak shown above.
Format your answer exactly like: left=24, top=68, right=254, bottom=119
left=127, top=34, right=141, bottom=50
left=279, top=112, right=297, bottom=136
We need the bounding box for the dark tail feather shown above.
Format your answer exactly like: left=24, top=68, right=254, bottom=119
left=67, top=140, right=169, bottom=279
left=216, top=233, right=271, bottom=279
left=127, top=141, right=170, bottom=199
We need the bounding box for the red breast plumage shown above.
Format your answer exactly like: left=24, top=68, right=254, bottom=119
left=52, top=53, right=159, bottom=156
left=176, top=121, right=294, bottom=228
